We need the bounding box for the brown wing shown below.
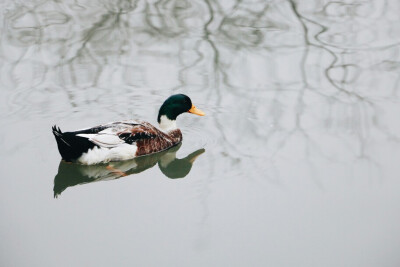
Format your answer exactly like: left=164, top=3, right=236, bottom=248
left=115, top=122, right=182, bottom=156
left=117, top=124, right=159, bottom=144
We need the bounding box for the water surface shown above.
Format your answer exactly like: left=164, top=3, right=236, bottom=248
left=1, top=0, right=400, bottom=266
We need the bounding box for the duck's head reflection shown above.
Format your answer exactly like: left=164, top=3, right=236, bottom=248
left=53, top=144, right=205, bottom=197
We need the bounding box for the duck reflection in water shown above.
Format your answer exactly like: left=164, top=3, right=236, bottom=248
left=53, top=144, right=205, bottom=197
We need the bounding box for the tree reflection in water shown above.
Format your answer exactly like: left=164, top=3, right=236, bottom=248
left=1, top=0, right=400, bottom=186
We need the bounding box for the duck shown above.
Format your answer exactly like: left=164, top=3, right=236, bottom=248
left=52, top=94, right=205, bottom=165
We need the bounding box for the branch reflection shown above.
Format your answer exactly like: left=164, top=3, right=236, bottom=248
left=1, top=0, right=399, bottom=189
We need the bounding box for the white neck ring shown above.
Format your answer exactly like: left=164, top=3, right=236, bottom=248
left=159, top=115, right=177, bottom=132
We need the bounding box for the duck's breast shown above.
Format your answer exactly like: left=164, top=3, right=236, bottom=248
left=135, top=129, right=182, bottom=156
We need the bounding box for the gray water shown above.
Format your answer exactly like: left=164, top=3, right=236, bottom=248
left=1, top=0, right=400, bottom=266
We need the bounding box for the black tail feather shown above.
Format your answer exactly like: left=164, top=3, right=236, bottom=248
left=52, top=125, right=97, bottom=162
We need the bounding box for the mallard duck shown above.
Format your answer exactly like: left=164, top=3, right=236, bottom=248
left=52, top=94, right=205, bottom=165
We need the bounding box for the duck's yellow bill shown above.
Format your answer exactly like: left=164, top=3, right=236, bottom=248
left=188, top=105, right=205, bottom=116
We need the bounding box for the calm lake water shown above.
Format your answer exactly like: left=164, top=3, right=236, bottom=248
left=1, top=0, right=400, bottom=266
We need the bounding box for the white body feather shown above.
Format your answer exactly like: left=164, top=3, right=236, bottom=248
left=75, top=121, right=140, bottom=165
left=77, top=144, right=138, bottom=165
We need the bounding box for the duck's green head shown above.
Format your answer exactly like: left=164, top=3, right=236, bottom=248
left=157, top=94, right=205, bottom=123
